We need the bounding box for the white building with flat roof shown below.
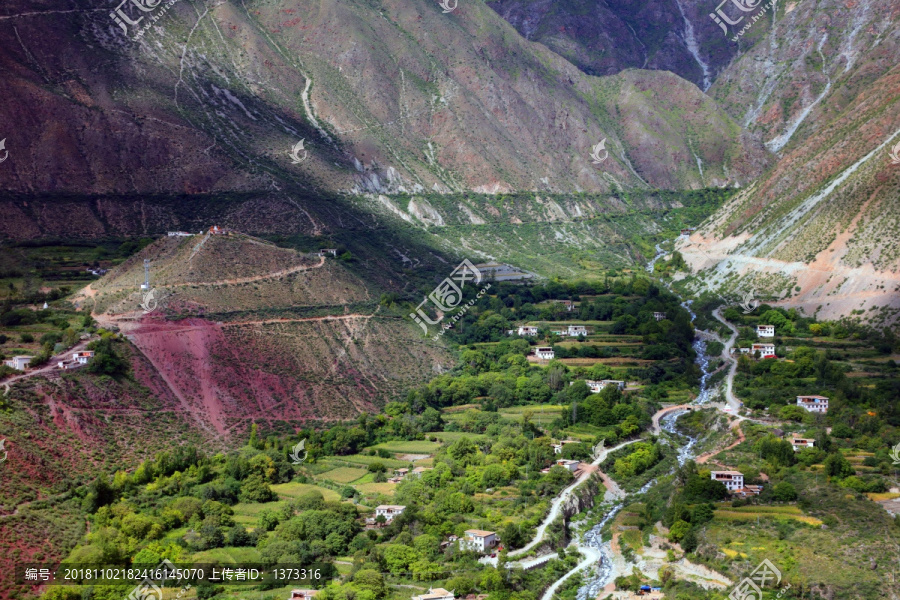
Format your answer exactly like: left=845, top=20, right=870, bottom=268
left=3, top=356, right=32, bottom=370
left=756, top=324, right=775, bottom=337
left=796, top=395, right=828, bottom=413
left=375, top=505, right=406, bottom=521
left=535, top=347, right=554, bottom=360
left=711, top=470, right=744, bottom=492
left=517, top=326, right=539, bottom=336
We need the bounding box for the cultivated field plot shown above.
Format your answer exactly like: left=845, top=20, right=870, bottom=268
left=232, top=501, right=287, bottom=527
left=428, top=431, right=488, bottom=442
left=320, top=466, right=369, bottom=483
left=715, top=505, right=822, bottom=526
left=372, top=440, right=442, bottom=454
left=270, top=481, right=342, bottom=502
left=499, top=404, right=563, bottom=425
left=336, top=453, right=408, bottom=468
left=356, top=482, right=397, bottom=496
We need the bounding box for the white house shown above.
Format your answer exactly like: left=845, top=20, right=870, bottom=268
left=73, top=351, right=95, bottom=364
left=535, top=347, right=554, bottom=360
left=412, top=589, right=455, bottom=600
left=411, top=466, right=432, bottom=477
left=4, top=356, right=33, bottom=370
left=739, top=347, right=750, bottom=355
left=567, top=325, right=588, bottom=336
left=756, top=324, right=775, bottom=338
left=751, top=343, right=776, bottom=358
left=653, top=312, right=666, bottom=321
left=318, top=248, right=338, bottom=257
left=462, top=529, right=498, bottom=553
left=556, top=300, right=575, bottom=312
left=585, top=380, right=625, bottom=393
left=517, top=326, right=539, bottom=336
left=167, top=231, right=192, bottom=237
left=710, top=470, right=744, bottom=492
left=375, top=505, right=406, bottom=521
left=796, top=395, right=829, bottom=413
left=551, top=440, right=579, bottom=454
left=789, top=436, right=816, bottom=451
left=555, top=459, right=580, bottom=472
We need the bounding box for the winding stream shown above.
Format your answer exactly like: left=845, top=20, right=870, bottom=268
left=561, top=243, right=715, bottom=598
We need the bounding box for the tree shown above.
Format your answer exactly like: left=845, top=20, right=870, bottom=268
left=353, top=569, right=386, bottom=598
left=824, top=453, right=853, bottom=478
left=771, top=482, right=798, bottom=502
left=681, top=528, right=698, bottom=553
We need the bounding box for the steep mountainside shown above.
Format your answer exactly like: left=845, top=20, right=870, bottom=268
left=0, top=0, right=763, bottom=202
left=78, top=233, right=453, bottom=436
left=487, top=0, right=738, bottom=90
left=675, top=0, right=900, bottom=327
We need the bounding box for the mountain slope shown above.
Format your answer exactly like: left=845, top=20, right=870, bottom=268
left=80, top=233, right=453, bottom=435
left=0, top=0, right=763, bottom=199
left=487, top=0, right=738, bottom=90
left=675, top=0, right=900, bottom=327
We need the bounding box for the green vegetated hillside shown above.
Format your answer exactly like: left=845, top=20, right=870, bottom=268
left=354, top=188, right=731, bottom=278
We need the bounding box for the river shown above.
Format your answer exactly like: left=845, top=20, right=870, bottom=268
left=564, top=243, right=715, bottom=598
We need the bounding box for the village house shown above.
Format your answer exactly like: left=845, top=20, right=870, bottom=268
left=411, top=589, right=455, bottom=600
left=556, top=300, right=575, bottom=312
left=756, top=324, right=775, bottom=338
left=208, top=225, right=232, bottom=235
left=534, top=347, right=555, bottom=360
left=710, top=470, right=744, bottom=492
left=462, top=529, right=498, bottom=553
left=653, top=312, right=666, bottom=321
left=3, top=356, right=32, bottom=371
left=789, top=435, right=816, bottom=451
left=289, top=590, right=318, bottom=600
left=374, top=505, right=406, bottom=522
left=796, top=395, right=829, bottom=413
left=585, top=379, right=626, bottom=393
left=411, top=466, right=432, bottom=477
left=567, top=324, right=588, bottom=336
left=751, top=343, right=776, bottom=359
left=556, top=458, right=580, bottom=472
left=739, top=347, right=751, bottom=355
left=517, top=326, right=539, bottom=336
left=73, top=350, right=95, bottom=364
left=550, top=439, right=579, bottom=454
left=733, top=485, right=764, bottom=498
left=680, top=228, right=694, bottom=236
left=317, top=248, right=338, bottom=257
left=167, top=231, right=191, bottom=237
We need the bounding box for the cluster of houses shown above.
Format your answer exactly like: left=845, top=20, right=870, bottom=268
left=733, top=342, right=776, bottom=359
left=710, top=470, right=763, bottom=498
left=387, top=465, right=431, bottom=484
left=57, top=350, right=95, bottom=370
left=509, top=325, right=588, bottom=337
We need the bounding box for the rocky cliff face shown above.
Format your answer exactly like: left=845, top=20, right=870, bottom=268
left=487, top=0, right=739, bottom=90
